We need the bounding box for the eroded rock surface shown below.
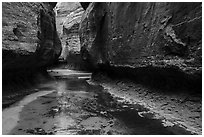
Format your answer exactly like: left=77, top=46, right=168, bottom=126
left=55, top=3, right=84, bottom=60
left=55, top=2, right=86, bottom=69
left=2, top=2, right=62, bottom=84
left=2, top=2, right=62, bottom=91
left=79, top=2, right=202, bottom=88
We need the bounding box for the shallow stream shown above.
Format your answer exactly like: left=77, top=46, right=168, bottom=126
left=2, top=69, right=192, bottom=135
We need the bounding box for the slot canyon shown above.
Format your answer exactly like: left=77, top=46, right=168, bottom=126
left=2, top=2, right=202, bottom=135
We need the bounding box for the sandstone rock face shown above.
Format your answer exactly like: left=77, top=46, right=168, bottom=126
left=2, top=2, right=62, bottom=72
left=55, top=2, right=86, bottom=69
left=55, top=2, right=82, bottom=36
left=55, top=2, right=84, bottom=60
left=79, top=2, right=202, bottom=84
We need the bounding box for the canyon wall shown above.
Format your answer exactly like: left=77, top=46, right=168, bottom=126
left=55, top=2, right=86, bottom=69
left=79, top=2, right=202, bottom=90
left=56, top=2, right=84, bottom=60
left=2, top=2, right=62, bottom=84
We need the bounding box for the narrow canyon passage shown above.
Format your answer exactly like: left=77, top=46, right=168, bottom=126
left=2, top=67, right=194, bottom=135
left=2, top=2, right=202, bottom=135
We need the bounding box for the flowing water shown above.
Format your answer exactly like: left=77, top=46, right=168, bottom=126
left=2, top=69, right=193, bottom=135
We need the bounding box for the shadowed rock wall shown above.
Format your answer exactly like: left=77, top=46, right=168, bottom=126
left=2, top=2, right=62, bottom=83
left=79, top=2, right=202, bottom=90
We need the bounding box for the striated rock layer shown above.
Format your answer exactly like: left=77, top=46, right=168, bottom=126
left=2, top=2, right=62, bottom=84
left=79, top=2, right=202, bottom=90
left=55, top=2, right=86, bottom=69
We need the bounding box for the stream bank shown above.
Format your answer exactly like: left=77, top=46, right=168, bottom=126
left=90, top=72, right=202, bottom=135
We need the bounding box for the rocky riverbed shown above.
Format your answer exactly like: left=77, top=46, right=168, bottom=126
left=91, top=73, right=202, bottom=135
left=2, top=68, right=199, bottom=135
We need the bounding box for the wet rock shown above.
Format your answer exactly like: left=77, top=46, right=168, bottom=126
left=44, top=106, right=60, bottom=118
left=26, top=128, right=53, bottom=135
left=92, top=74, right=201, bottom=134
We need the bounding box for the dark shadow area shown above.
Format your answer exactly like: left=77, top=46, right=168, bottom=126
left=92, top=63, right=202, bottom=94
left=2, top=68, right=52, bottom=109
